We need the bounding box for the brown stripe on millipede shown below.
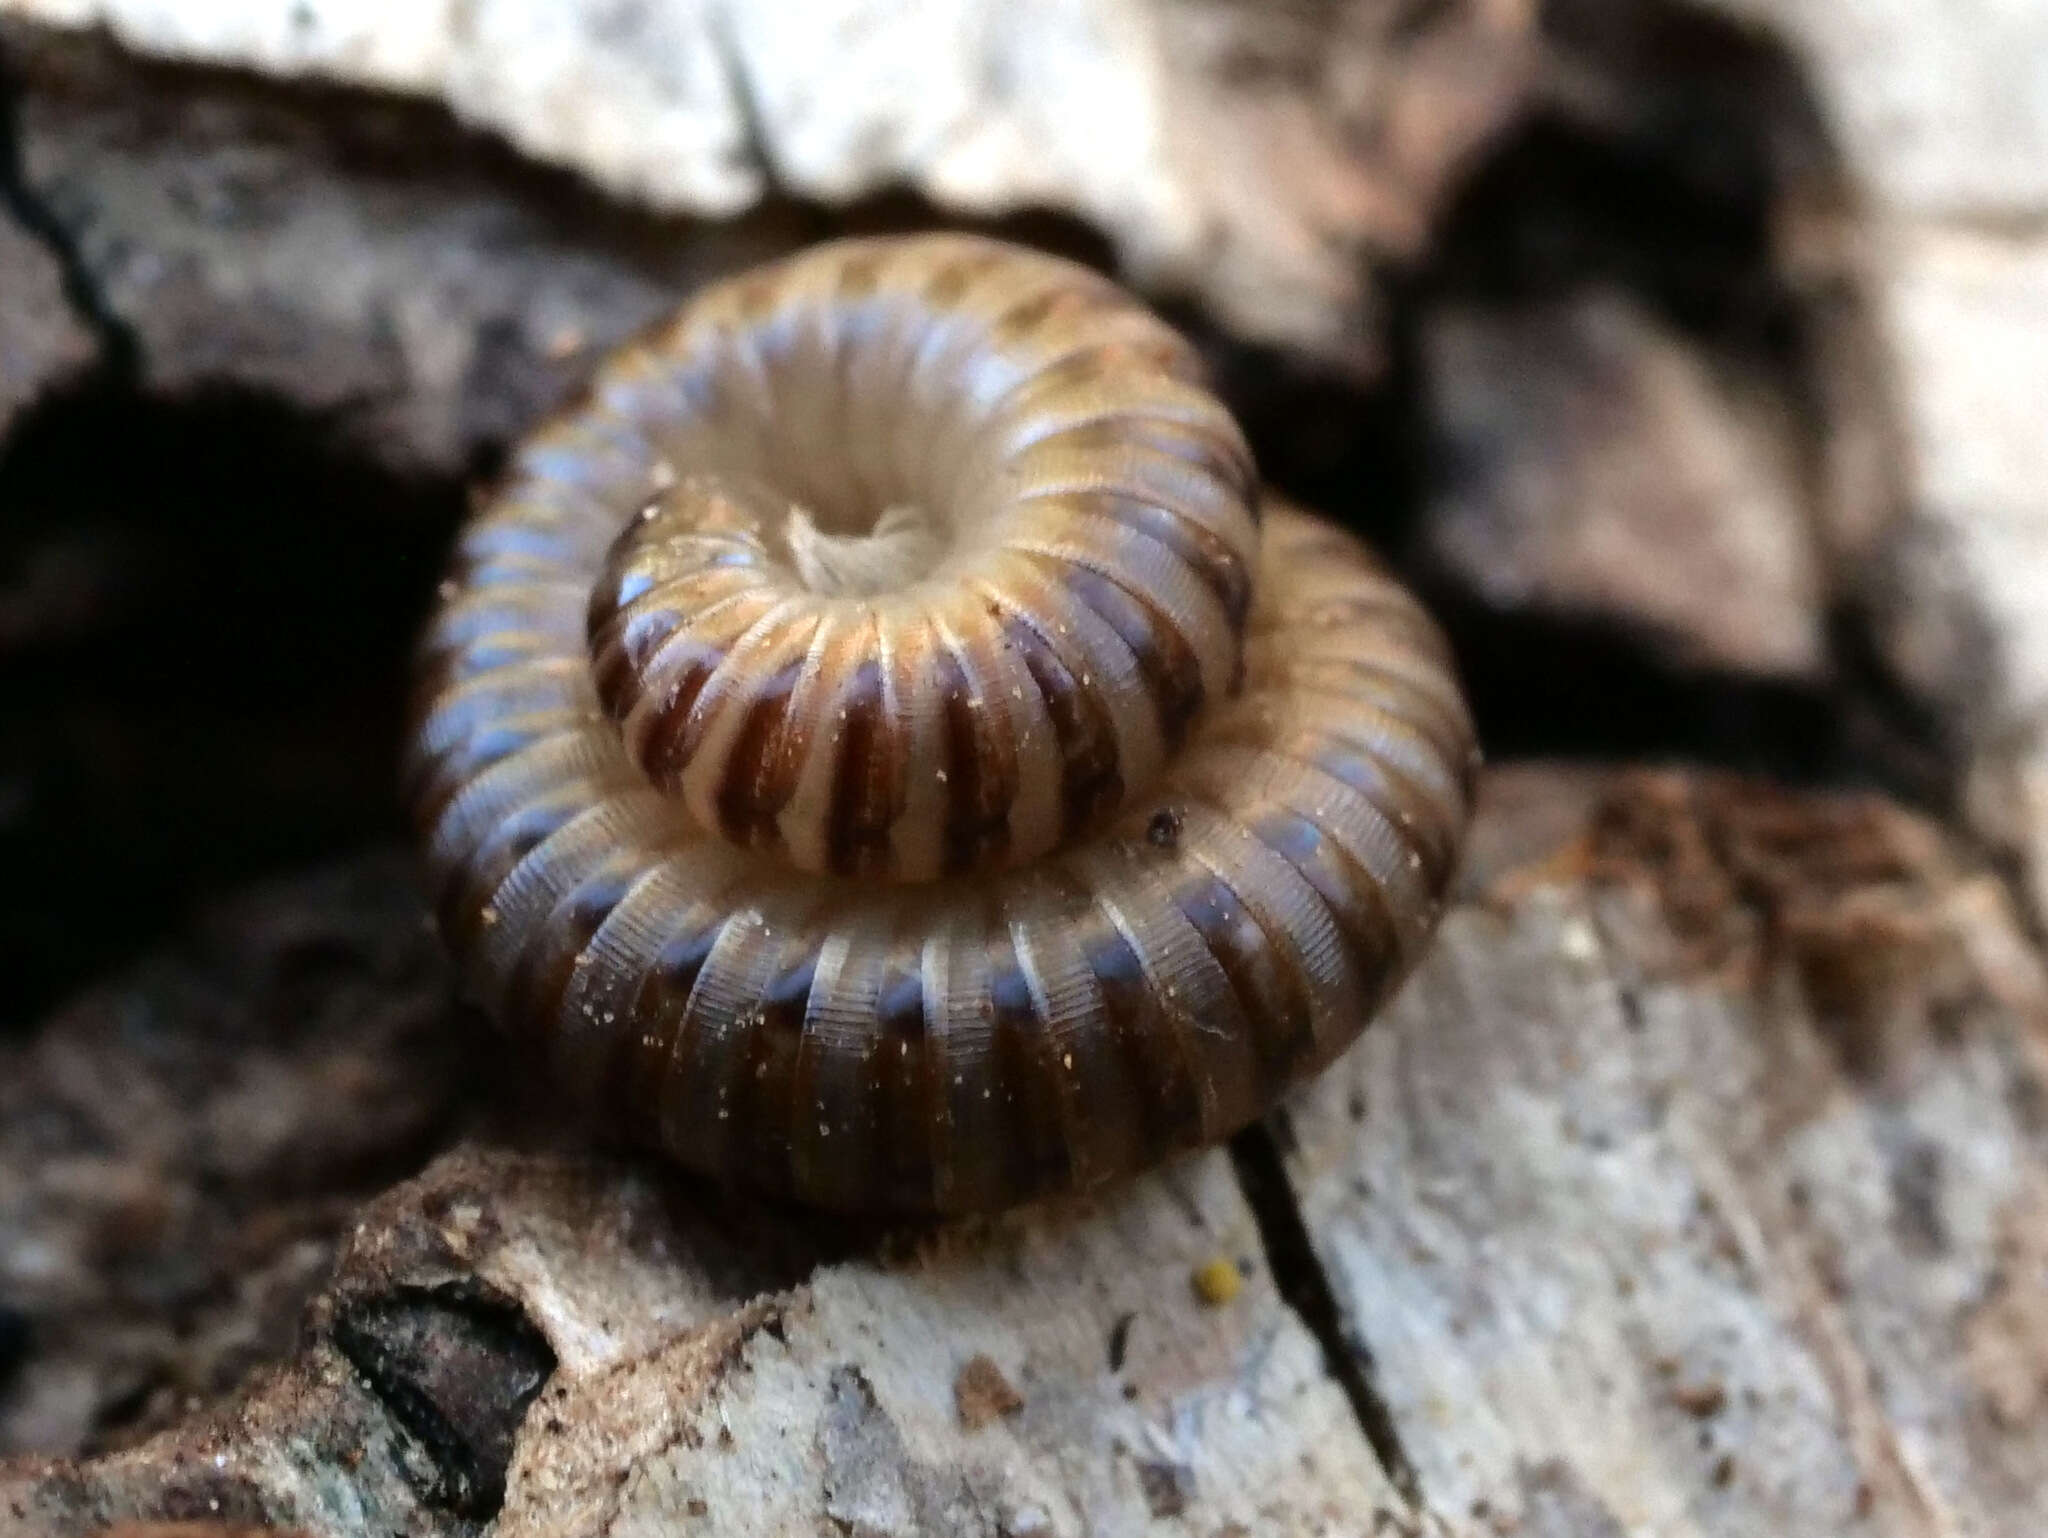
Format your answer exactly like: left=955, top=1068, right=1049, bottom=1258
left=1016, top=414, right=1254, bottom=500
left=824, top=655, right=904, bottom=879
left=988, top=284, right=1095, bottom=345
left=1284, top=671, right=1474, bottom=791
left=631, top=651, right=722, bottom=785
left=501, top=850, right=647, bottom=1045
left=712, top=655, right=809, bottom=856
left=1029, top=554, right=1206, bottom=752
left=996, top=609, right=1124, bottom=839
left=1061, top=490, right=1254, bottom=631
left=606, top=912, right=722, bottom=1144
left=1288, top=727, right=1465, bottom=868
left=619, top=590, right=791, bottom=784
left=934, top=640, right=1017, bottom=877
left=722, top=945, right=822, bottom=1202
left=589, top=607, right=685, bottom=721
left=921, top=250, right=1004, bottom=308
left=967, top=331, right=1192, bottom=443
left=870, top=942, right=941, bottom=1211
left=1166, top=860, right=1317, bottom=1099
left=437, top=788, right=590, bottom=949
left=1072, top=888, right=1210, bottom=1157
left=998, top=870, right=1147, bottom=1188
left=1239, top=803, right=1408, bottom=1016
left=835, top=251, right=884, bottom=299
left=982, top=922, right=1075, bottom=1205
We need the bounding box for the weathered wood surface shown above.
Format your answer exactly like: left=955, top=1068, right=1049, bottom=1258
left=0, top=0, right=1536, bottom=374
left=1290, top=769, right=2048, bottom=1536
left=5, top=766, right=2046, bottom=1536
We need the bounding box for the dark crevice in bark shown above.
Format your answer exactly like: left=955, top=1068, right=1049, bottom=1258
left=0, top=38, right=137, bottom=375
left=331, top=1280, right=556, bottom=1521
left=1230, top=1120, right=1423, bottom=1508
left=0, top=1308, right=28, bottom=1411
left=708, top=3, right=785, bottom=199
left=1426, top=595, right=1954, bottom=803
left=0, top=378, right=466, bottom=1029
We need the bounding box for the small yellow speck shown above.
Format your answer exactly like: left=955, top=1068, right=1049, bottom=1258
left=1559, top=917, right=1600, bottom=963
left=1191, top=1257, right=1243, bottom=1306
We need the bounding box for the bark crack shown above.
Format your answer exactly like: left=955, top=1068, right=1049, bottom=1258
left=1229, top=1121, right=1424, bottom=1510
left=0, top=37, right=136, bottom=378
left=706, top=3, right=783, bottom=201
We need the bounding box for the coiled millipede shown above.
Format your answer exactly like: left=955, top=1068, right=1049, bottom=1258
left=407, top=233, right=1476, bottom=1214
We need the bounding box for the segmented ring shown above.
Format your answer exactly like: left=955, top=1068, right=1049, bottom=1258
left=408, top=234, right=1476, bottom=1214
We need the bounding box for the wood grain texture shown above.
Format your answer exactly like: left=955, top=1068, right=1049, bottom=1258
left=486, top=1150, right=1409, bottom=1538
left=1279, top=767, right=2048, bottom=1536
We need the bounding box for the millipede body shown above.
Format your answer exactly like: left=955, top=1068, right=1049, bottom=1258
left=408, top=233, right=1476, bottom=1214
